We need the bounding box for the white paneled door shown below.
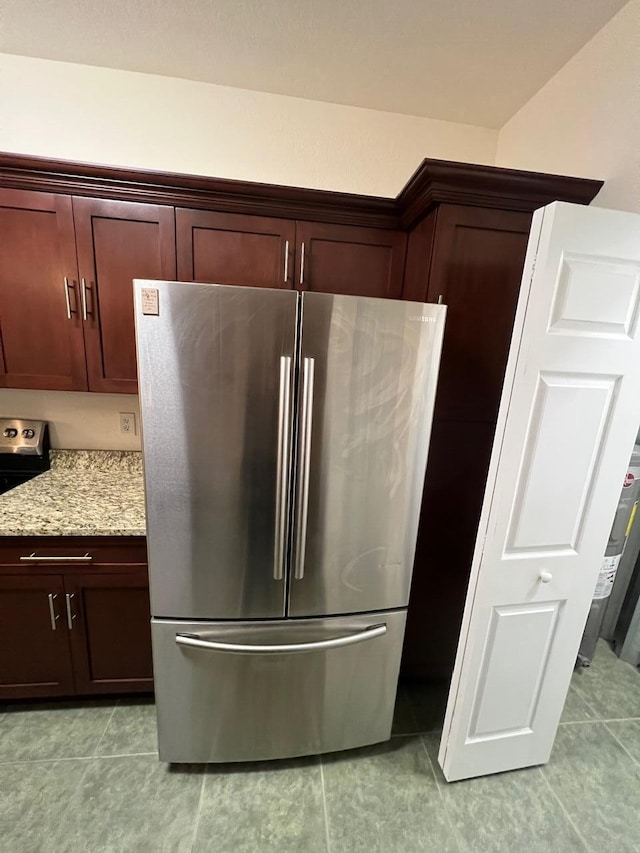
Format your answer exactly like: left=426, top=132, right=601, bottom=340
left=439, top=202, right=640, bottom=781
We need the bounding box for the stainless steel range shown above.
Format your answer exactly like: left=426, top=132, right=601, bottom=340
left=0, top=419, right=50, bottom=494
left=134, top=280, right=445, bottom=763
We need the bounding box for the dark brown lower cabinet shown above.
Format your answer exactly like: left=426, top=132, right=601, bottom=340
left=66, top=571, right=153, bottom=695
left=0, top=538, right=153, bottom=700
left=0, top=575, right=75, bottom=699
left=403, top=420, right=496, bottom=678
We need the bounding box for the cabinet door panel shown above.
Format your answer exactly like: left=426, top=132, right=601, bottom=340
left=296, top=222, right=407, bottom=298
left=403, top=420, right=496, bottom=677
left=66, top=571, right=153, bottom=695
left=426, top=205, right=531, bottom=423
left=74, top=198, right=176, bottom=393
left=176, top=209, right=295, bottom=288
left=0, top=575, right=74, bottom=699
left=0, top=189, right=86, bottom=390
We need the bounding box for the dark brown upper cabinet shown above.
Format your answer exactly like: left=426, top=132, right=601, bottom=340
left=0, top=190, right=175, bottom=394
left=0, top=189, right=87, bottom=391
left=294, top=222, right=407, bottom=298
left=421, top=205, right=532, bottom=424
left=74, top=198, right=176, bottom=394
left=177, top=209, right=295, bottom=289
left=176, top=210, right=407, bottom=299
left=0, top=154, right=602, bottom=397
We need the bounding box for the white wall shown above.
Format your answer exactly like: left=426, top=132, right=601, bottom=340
left=0, top=53, right=496, bottom=198
left=496, top=0, right=640, bottom=213
left=0, top=390, right=141, bottom=450
left=0, top=53, right=498, bottom=449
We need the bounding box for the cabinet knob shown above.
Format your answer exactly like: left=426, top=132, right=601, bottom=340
left=539, top=571, right=553, bottom=584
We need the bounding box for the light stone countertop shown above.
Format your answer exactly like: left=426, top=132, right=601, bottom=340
left=0, top=450, right=146, bottom=537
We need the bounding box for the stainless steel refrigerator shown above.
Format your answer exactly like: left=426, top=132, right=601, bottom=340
left=134, top=280, right=445, bottom=763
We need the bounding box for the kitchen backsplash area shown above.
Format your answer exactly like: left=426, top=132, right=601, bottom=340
left=0, top=389, right=141, bottom=450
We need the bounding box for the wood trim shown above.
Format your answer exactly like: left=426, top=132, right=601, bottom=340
left=0, top=153, right=400, bottom=229
left=0, top=153, right=603, bottom=233
left=397, top=159, right=604, bottom=228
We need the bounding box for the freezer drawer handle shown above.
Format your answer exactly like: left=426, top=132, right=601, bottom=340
left=294, top=356, right=315, bottom=580
left=175, top=623, right=386, bottom=655
left=274, top=355, right=293, bottom=580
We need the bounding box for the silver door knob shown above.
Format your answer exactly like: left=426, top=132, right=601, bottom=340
left=539, top=571, right=553, bottom=583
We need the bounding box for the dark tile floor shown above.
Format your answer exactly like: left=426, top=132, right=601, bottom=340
left=1, top=640, right=639, bottom=852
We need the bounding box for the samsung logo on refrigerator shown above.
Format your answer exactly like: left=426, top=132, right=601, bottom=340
left=408, top=315, right=436, bottom=323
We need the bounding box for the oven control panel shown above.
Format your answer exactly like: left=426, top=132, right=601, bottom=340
left=0, top=419, right=47, bottom=455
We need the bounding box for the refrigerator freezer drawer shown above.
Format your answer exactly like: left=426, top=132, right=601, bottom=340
left=151, top=609, right=406, bottom=763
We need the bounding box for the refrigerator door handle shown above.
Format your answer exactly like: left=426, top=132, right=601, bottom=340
left=175, top=623, right=386, bottom=654
left=294, top=356, right=315, bottom=580
left=274, top=355, right=293, bottom=580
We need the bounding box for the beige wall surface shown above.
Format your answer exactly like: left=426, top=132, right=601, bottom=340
left=4, top=0, right=638, bottom=449
left=0, top=389, right=141, bottom=451
left=496, top=0, right=640, bottom=213
left=0, top=52, right=498, bottom=448
left=0, top=53, right=497, bottom=198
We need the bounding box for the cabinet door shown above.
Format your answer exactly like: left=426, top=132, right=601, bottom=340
left=402, top=421, right=496, bottom=677
left=0, top=189, right=87, bottom=390
left=0, top=575, right=74, bottom=699
left=65, top=570, right=153, bottom=695
left=74, top=198, right=176, bottom=393
left=176, top=209, right=295, bottom=288
left=426, top=205, right=531, bottom=423
left=295, top=222, right=407, bottom=298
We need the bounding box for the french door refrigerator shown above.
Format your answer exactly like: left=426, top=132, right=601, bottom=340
left=134, top=280, right=445, bottom=763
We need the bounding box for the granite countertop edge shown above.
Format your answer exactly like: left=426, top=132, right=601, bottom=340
left=0, top=450, right=147, bottom=538
left=0, top=526, right=147, bottom=538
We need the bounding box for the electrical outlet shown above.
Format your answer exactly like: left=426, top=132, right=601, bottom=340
left=119, top=412, right=136, bottom=435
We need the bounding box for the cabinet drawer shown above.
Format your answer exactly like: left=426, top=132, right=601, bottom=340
left=0, top=537, right=147, bottom=569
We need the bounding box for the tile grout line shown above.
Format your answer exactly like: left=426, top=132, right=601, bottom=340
left=81, top=751, right=158, bottom=760
left=537, top=767, right=594, bottom=853
left=188, top=769, right=207, bottom=853
left=92, top=700, right=119, bottom=758
left=0, top=755, right=96, bottom=767
left=600, top=716, right=640, bottom=722
left=602, top=721, right=640, bottom=769
left=559, top=716, right=640, bottom=726
left=319, top=757, right=332, bottom=853
left=419, top=735, right=464, bottom=853
left=47, top=703, right=121, bottom=848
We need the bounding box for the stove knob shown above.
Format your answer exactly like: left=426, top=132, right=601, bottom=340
left=22, top=428, right=35, bottom=439
left=3, top=428, right=17, bottom=438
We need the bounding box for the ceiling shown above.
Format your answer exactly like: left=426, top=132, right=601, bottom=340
left=0, top=0, right=628, bottom=128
